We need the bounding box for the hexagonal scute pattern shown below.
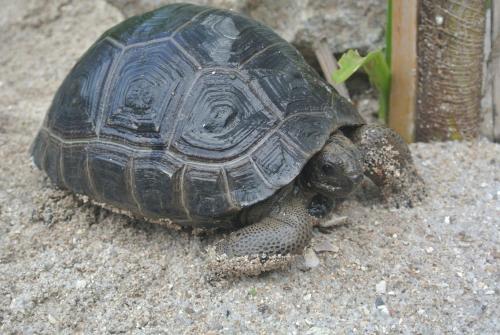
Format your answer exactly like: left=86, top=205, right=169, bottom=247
left=86, top=144, right=137, bottom=211
left=174, top=9, right=286, bottom=68
left=225, top=159, right=275, bottom=207
left=171, top=70, right=278, bottom=162
left=60, top=144, right=93, bottom=196
left=281, top=114, right=334, bottom=154
left=240, top=42, right=305, bottom=72
left=133, top=151, right=188, bottom=222
left=182, top=166, right=236, bottom=227
left=100, top=40, right=198, bottom=146
left=104, top=3, right=212, bottom=45
left=251, top=133, right=306, bottom=188
left=252, top=67, right=333, bottom=119
left=34, top=4, right=365, bottom=227
left=47, top=39, right=120, bottom=138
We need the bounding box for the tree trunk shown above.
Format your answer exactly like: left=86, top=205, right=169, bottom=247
left=416, top=0, right=486, bottom=141
left=492, top=1, right=500, bottom=141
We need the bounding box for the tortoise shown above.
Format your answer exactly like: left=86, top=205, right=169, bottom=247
left=31, top=3, right=422, bottom=262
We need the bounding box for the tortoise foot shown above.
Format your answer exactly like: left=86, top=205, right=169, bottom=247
left=206, top=251, right=295, bottom=279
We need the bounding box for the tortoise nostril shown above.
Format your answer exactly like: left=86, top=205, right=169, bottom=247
left=350, top=173, right=364, bottom=184
left=353, top=173, right=364, bottom=183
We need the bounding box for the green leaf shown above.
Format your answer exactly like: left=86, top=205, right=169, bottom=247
left=362, top=50, right=390, bottom=96
left=363, top=50, right=391, bottom=122
left=248, top=287, right=257, bottom=297
left=332, top=49, right=391, bottom=122
left=331, top=50, right=367, bottom=84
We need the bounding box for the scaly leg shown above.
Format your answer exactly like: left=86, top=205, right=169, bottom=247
left=216, top=194, right=314, bottom=257
left=208, top=193, right=315, bottom=278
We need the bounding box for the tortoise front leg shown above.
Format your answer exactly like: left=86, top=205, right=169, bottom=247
left=350, top=124, right=425, bottom=207
left=208, top=194, right=314, bottom=278
left=216, top=195, right=314, bottom=257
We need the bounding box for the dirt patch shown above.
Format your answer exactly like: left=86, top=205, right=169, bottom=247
left=1, top=1, right=499, bottom=333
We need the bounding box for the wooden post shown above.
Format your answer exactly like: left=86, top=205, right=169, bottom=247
left=313, top=38, right=350, bottom=100
left=388, top=0, right=418, bottom=143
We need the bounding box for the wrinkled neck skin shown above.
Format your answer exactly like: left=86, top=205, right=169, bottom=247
left=253, top=173, right=339, bottom=222
left=296, top=177, right=336, bottom=219
left=264, top=181, right=333, bottom=223
left=239, top=183, right=315, bottom=226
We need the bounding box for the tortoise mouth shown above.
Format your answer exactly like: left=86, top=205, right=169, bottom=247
left=308, top=172, right=363, bottom=199
left=310, top=180, right=342, bottom=198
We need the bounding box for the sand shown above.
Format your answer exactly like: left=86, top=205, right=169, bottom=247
left=1, top=1, right=499, bottom=333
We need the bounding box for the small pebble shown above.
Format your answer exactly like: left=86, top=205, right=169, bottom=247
left=375, top=297, right=385, bottom=308
left=47, top=314, right=57, bottom=324
left=426, top=247, right=434, bottom=254
left=306, top=326, right=331, bottom=335
left=75, top=280, right=87, bottom=289
left=313, top=239, right=339, bottom=253
left=303, top=248, right=320, bottom=268
left=376, top=280, right=387, bottom=294
left=377, top=304, right=390, bottom=316
left=257, top=304, right=269, bottom=314
left=375, top=297, right=390, bottom=316
left=319, top=216, right=350, bottom=228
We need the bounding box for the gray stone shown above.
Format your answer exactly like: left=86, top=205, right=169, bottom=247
left=306, top=326, right=333, bottom=335
left=303, top=248, right=320, bottom=268
left=312, top=238, right=340, bottom=253
left=376, top=280, right=387, bottom=294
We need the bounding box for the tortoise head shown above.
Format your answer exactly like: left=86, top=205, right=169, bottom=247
left=302, top=133, right=364, bottom=200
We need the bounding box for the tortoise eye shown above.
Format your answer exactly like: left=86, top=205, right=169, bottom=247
left=321, top=160, right=344, bottom=176
left=322, top=164, right=334, bottom=175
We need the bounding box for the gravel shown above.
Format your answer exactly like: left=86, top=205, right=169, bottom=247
left=1, top=0, right=499, bottom=334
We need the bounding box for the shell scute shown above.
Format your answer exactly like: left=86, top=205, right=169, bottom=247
left=47, top=39, right=120, bottom=138
left=32, top=4, right=364, bottom=227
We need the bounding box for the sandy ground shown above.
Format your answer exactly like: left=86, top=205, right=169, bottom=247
left=1, top=1, right=499, bottom=334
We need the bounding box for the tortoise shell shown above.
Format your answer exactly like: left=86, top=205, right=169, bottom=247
left=31, top=4, right=364, bottom=228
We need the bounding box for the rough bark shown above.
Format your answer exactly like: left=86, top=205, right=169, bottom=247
left=492, top=2, right=500, bottom=141
left=416, top=0, right=486, bottom=141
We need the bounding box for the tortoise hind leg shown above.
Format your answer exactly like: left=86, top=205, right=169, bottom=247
left=349, top=124, right=425, bottom=207
left=215, top=195, right=313, bottom=257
